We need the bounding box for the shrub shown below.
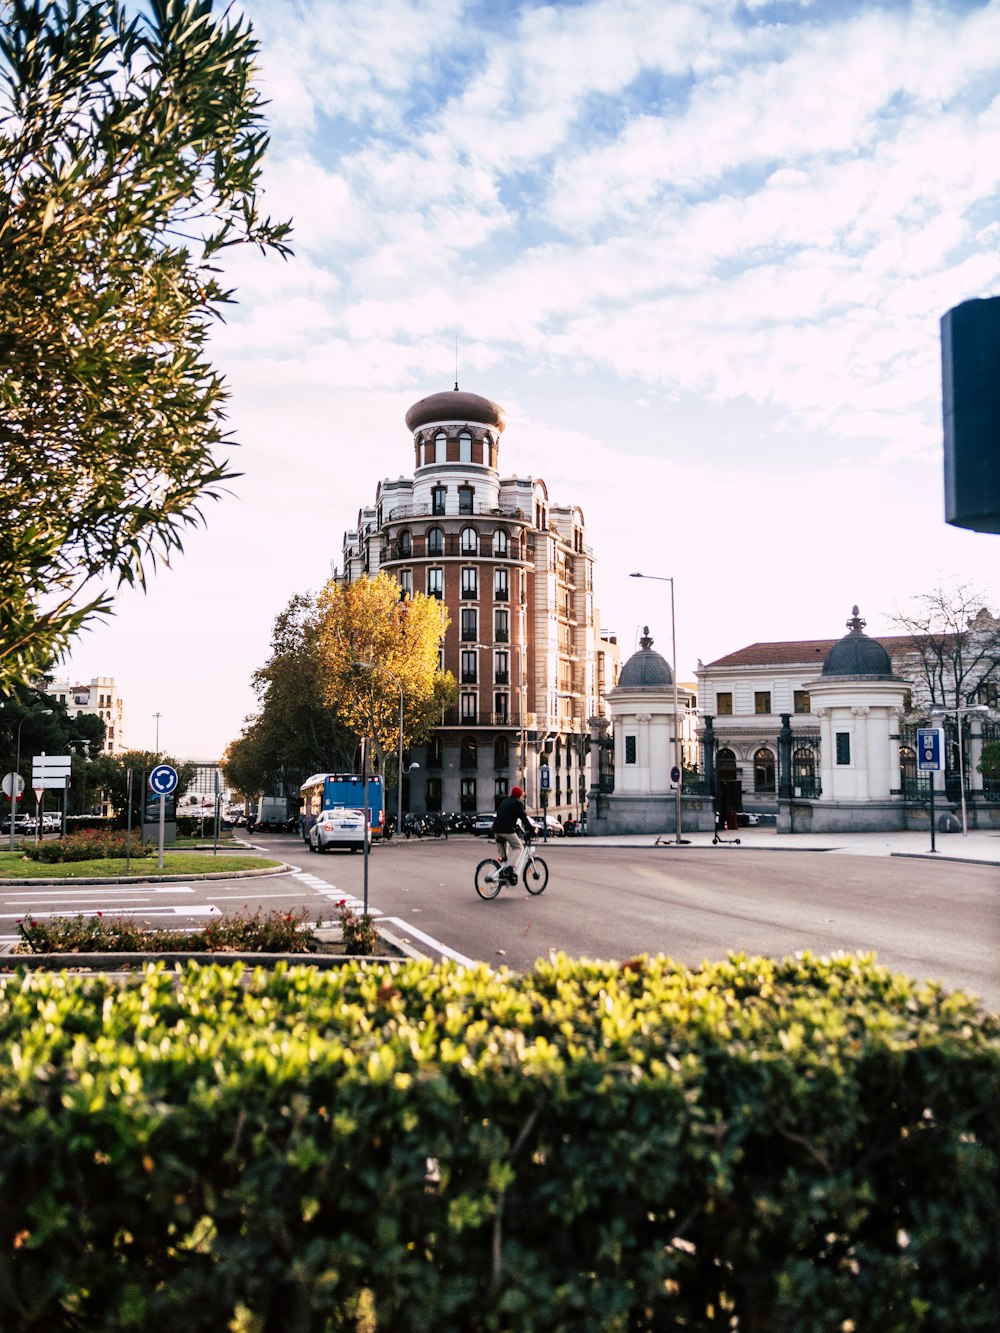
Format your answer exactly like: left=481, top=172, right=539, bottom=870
left=21, top=828, right=151, bottom=863
left=16, top=907, right=313, bottom=954
left=337, top=897, right=379, bottom=954
left=0, top=953, right=995, bottom=1331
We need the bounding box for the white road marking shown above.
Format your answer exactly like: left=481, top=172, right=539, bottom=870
left=288, top=869, right=383, bottom=917
left=0, top=886, right=194, bottom=899
left=381, top=916, right=477, bottom=967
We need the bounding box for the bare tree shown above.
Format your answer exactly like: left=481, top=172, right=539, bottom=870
left=888, top=581, right=1000, bottom=711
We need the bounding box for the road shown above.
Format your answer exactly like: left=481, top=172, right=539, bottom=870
left=2, top=833, right=998, bottom=1011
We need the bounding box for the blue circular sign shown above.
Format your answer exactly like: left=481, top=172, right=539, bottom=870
left=149, top=764, right=178, bottom=795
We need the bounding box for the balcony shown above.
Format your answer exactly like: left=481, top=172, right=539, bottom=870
left=442, top=709, right=522, bottom=729
left=387, top=502, right=526, bottom=521
left=494, top=672, right=509, bottom=685
left=461, top=672, right=478, bottom=685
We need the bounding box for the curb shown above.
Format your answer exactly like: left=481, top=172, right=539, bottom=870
left=0, top=862, right=291, bottom=888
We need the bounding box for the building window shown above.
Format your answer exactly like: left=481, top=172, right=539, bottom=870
left=494, top=569, right=509, bottom=601
left=460, top=736, right=477, bottom=769
left=458, top=485, right=474, bottom=514
left=494, top=693, right=509, bottom=721
left=427, top=526, right=444, bottom=555
left=493, top=529, right=509, bottom=556
left=460, top=693, right=477, bottom=722
left=836, top=732, right=851, bottom=765
left=494, top=777, right=508, bottom=807
left=427, top=568, right=443, bottom=599
left=425, top=735, right=443, bottom=768
left=433, top=431, right=446, bottom=463
left=461, top=608, right=477, bottom=642
left=397, top=530, right=412, bottom=557
left=398, top=569, right=413, bottom=598
left=754, top=691, right=771, bottom=715
left=754, top=748, right=776, bottom=792
left=461, top=526, right=478, bottom=554
left=793, top=690, right=810, bottom=714
left=459, top=431, right=472, bottom=463
left=461, top=567, right=478, bottom=599
left=432, top=486, right=446, bottom=515
left=461, top=650, right=478, bottom=684
left=426, top=778, right=442, bottom=812
left=625, top=735, right=637, bottom=764
left=793, top=747, right=816, bottom=795
left=716, top=692, right=733, bottom=715
left=494, top=609, right=509, bottom=642
left=460, top=778, right=477, bottom=812
left=494, top=736, right=509, bottom=768
left=494, top=650, right=509, bottom=684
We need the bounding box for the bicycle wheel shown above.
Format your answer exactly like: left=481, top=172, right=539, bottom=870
left=475, top=858, right=503, bottom=900
left=524, top=855, right=548, bottom=894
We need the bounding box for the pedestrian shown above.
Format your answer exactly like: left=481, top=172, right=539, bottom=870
left=491, top=785, right=533, bottom=881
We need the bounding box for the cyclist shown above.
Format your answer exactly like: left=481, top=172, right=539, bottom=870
left=491, top=785, right=533, bottom=884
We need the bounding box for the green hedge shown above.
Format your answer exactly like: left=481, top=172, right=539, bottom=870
left=0, top=952, right=996, bottom=1331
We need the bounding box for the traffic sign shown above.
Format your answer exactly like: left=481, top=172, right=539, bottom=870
left=31, top=754, right=71, bottom=790
left=2, top=773, right=25, bottom=799
left=539, top=765, right=551, bottom=790
left=670, top=765, right=681, bottom=784
left=916, top=728, right=945, bottom=771
left=149, top=764, right=179, bottom=795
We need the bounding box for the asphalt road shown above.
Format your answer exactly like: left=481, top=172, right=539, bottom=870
left=3, top=833, right=998, bottom=1011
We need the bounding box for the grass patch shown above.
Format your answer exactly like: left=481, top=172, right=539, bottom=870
left=0, top=851, right=280, bottom=879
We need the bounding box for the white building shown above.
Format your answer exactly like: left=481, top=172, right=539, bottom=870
left=48, top=676, right=125, bottom=754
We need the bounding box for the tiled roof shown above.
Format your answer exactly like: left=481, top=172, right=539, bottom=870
left=704, top=635, right=918, bottom=669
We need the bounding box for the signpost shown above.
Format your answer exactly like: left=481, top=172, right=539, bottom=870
left=916, top=727, right=945, bottom=853
left=149, top=764, right=178, bottom=869
left=30, top=754, right=71, bottom=841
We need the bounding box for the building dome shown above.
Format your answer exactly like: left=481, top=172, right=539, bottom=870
left=404, top=389, right=506, bottom=434
left=821, top=606, right=893, bottom=677
left=618, top=628, right=673, bottom=687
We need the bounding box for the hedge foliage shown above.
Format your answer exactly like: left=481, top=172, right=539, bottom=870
left=22, top=829, right=151, bottom=863
left=0, top=952, right=996, bottom=1332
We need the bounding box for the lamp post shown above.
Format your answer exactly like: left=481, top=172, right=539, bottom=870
left=4, top=708, right=53, bottom=851
left=354, top=661, right=406, bottom=837
left=929, top=703, right=989, bottom=836
left=629, top=573, right=685, bottom=844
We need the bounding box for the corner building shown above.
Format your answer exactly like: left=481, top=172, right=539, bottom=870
left=338, top=389, right=605, bottom=822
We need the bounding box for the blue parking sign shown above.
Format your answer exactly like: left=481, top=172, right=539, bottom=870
left=916, top=728, right=944, bottom=771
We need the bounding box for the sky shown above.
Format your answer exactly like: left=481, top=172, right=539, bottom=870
left=60, top=0, right=1000, bottom=760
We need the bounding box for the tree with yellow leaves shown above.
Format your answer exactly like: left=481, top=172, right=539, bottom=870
left=315, top=575, right=456, bottom=787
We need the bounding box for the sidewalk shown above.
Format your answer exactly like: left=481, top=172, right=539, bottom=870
left=577, top=826, right=1000, bottom=866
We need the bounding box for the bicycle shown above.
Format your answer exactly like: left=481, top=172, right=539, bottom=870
left=475, top=839, right=549, bottom=900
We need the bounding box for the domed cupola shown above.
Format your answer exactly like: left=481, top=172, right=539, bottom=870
left=822, top=606, right=892, bottom=677
left=405, top=389, right=506, bottom=434
left=617, top=627, right=673, bottom=688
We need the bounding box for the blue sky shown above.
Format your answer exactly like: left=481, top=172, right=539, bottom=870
left=62, top=0, right=1000, bottom=758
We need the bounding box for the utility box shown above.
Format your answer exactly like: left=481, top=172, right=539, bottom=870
left=941, top=294, right=1000, bottom=534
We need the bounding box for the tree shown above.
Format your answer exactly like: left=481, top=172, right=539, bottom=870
left=314, top=575, right=456, bottom=784
left=0, top=0, right=292, bottom=689
left=221, top=594, right=357, bottom=802
left=888, top=581, right=1000, bottom=712
left=979, top=742, right=1000, bottom=781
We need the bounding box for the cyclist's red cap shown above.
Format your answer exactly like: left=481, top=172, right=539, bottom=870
left=510, top=785, right=524, bottom=798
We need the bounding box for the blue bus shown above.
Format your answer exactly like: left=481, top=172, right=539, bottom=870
left=299, top=773, right=385, bottom=841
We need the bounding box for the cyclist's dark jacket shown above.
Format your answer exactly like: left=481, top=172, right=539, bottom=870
left=491, top=795, right=531, bottom=839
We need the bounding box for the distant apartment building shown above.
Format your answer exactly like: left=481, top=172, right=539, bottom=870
left=48, top=676, right=125, bottom=754
left=336, top=387, right=610, bottom=822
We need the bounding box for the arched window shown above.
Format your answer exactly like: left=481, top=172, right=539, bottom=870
left=793, top=747, right=816, bottom=797
left=460, top=736, right=477, bottom=770
left=899, top=745, right=916, bottom=794
left=397, top=529, right=412, bottom=557
left=427, top=527, right=444, bottom=555
left=494, top=736, right=510, bottom=769
left=493, top=529, right=509, bottom=556
left=434, top=431, right=446, bottom=462
left=459, top=431, right=472, bottom=462
left=461, top=526, right=478, bottom=554
left=754, top=748, right=775, bottom=793
left=717, top=748, right=737, bottom=778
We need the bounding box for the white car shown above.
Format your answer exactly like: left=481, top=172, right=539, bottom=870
left=529, top=814, right=564, bottom=837
left=309, top=808, right=370, bottom=853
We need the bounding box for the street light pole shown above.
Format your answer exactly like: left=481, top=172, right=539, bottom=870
left=5, top=708, right=53, bottom=851
left=930, top=703, right=989, bottom=836
left=630, top=573, right=684, bottom=844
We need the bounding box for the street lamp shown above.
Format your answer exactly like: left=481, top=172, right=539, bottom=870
left=354, top=661, right=418, bottom=837
left=629, top=573, right=685, bottom=845
left=3, top=707, right=53, bottom=851
left=929, top=703, right=989, bottom=837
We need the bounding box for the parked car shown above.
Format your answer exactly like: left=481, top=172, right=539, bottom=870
left=529, top=814, right=564, bottom=837
left=473, top=811, right=496, bottom=836
left=309, top=808, right=369, bottom=853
